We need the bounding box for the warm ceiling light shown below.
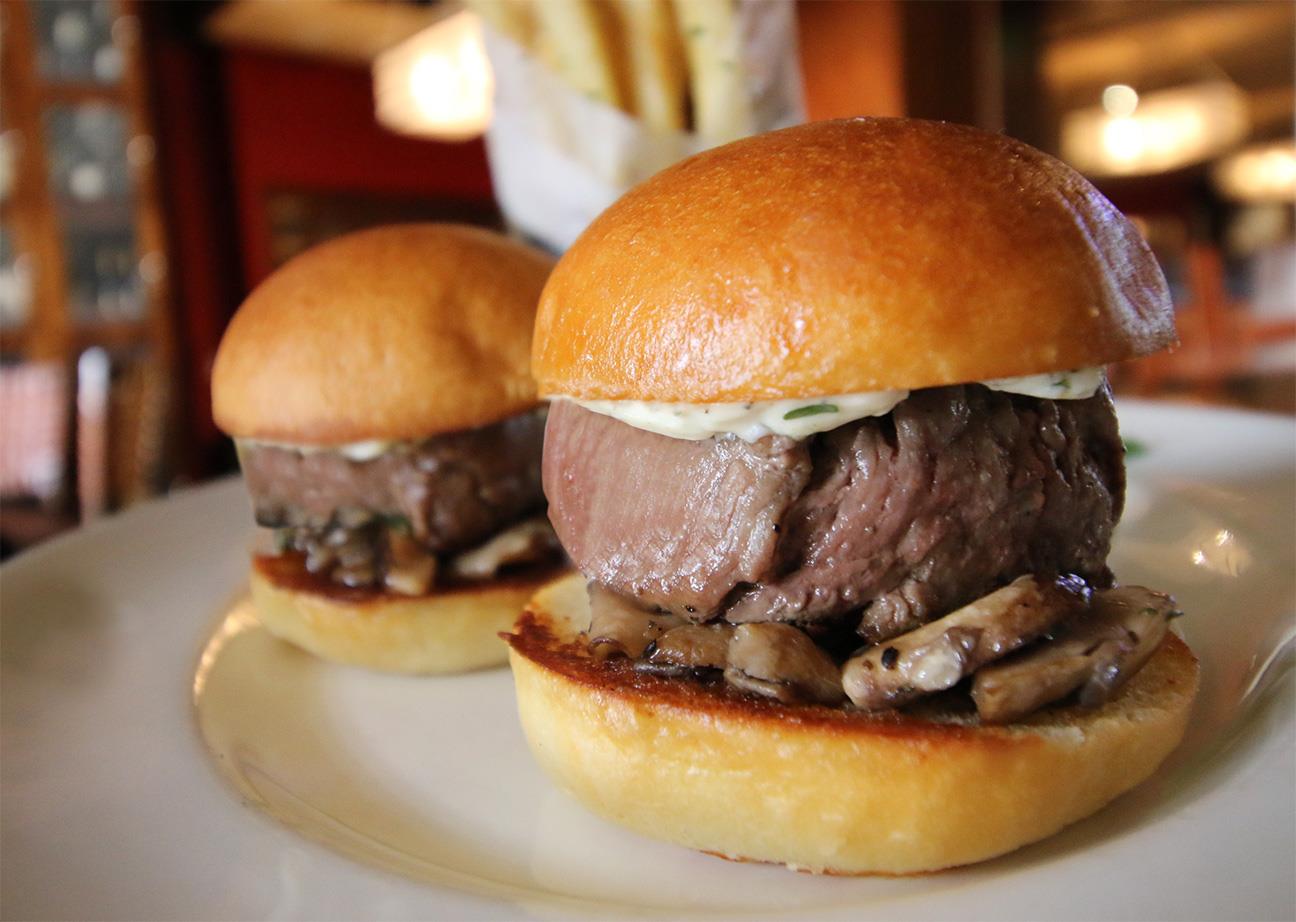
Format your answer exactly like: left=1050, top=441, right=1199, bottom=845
left=1101, top=84, right=1139, bottom=118
left=1213, top=141, right=1296, bottom=203
left=1061, top=80, right=1249, bottom=177
left=373, top=10, right=492, bottom=141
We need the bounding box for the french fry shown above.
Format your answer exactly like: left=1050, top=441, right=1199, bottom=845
left=598, top=1, right=638, bottom=119
left=532, top=0, right=627, bottom=112
left=673, top=0, right=754, bottom=142
left=613, top=0, right=688, bottom=133
left=463, top=0, right=537, bottom=49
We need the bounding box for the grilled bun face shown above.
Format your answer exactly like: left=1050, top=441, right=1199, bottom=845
left=507, top=574, right=1199, bottom=874
left=251, top=555, right=566, bottom=675
left=533, top=117, right=1173, bottom=403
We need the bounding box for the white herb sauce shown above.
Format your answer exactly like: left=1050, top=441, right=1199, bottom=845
left=236, top=438, right=397, bottom=461
left=564, top=368, right=1105, bottom=442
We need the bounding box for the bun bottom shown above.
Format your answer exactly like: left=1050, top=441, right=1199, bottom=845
left=506, top=574, right=1199, bottom=875
left=250, top=555, right=566, bottom=674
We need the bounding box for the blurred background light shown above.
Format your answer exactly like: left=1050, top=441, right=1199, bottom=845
left=1061, top=80, right=1250, bottom=177
left=1213, top=140, right=1296, bottom=203
left=373, top=10, right=492, bottom=142
left=1101, top=83, right=1139, bottom=117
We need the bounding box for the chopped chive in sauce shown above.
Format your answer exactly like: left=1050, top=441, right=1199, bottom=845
left=1123, top=438, right=1148, bottom=458
left=783, top=403, right=839, bottom=420
left=381, top=514, right=412, bottom=533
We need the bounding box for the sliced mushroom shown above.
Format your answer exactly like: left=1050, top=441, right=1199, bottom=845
left=448, top=517, right=560, bottom=580
left=336, top=540, right=376, bottom=569
left=842, top=574, right=1088, bottom=711
left=647, top=623, right=733, bottom=668
left=384, top=530, right=437, bottom=595
left=1080, top=586, right=1179, bottom=706
left=335, top=506, right=374, bottom=529
left=636, top=623, right=734, bottom=677
left=723, top=668, right=794, bottom=702
left=724, top=623, right=845, bottom=705
left=972, top=585, right=1179, bottom=723
left=324, top=525, right=354, bottom=548
left=586, top=584, right=682, bottom=660
left=970, top=648, right=1094, bottom=724
left=335, top=562, right=376, bottom=587
left=303, top=543, right=336, bottom=575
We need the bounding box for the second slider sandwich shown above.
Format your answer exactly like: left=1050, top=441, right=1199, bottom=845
left=213, top=224, right=561, bottom=674
left=510, top=118, right=1198, bottom=874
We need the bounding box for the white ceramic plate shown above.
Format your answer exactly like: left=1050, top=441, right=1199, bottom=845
left=3, top=401, right=1293, bottom=921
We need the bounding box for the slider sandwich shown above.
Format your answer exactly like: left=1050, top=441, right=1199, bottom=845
left=508, top=119, right=1199, bottom=873
left=213, top=224, right=562, bottom=673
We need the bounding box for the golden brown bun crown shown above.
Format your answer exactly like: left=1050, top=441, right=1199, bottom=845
left=534, top=118, right=1175, bottom=402
left=213, top=224, right=554, bottom=444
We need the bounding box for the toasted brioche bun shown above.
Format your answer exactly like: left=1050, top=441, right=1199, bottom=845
left=250, top=555, right=566, bottom=674
left=506, top=574, right=1199, bottom=874
left=533, top=118, right=1175, bottom=402
left=213, top=224, right=554, bottom=444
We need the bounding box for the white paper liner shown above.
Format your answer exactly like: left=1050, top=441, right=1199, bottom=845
left=483, top=0, right=805, bottom=252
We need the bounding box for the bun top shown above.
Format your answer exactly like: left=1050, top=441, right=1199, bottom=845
left=533, top=118, right=1175, bottom=402
left=213, top=224, right=553, bottom=443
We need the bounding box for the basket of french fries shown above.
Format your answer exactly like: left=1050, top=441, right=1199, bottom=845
left=468, top=0, right=805, bottom=252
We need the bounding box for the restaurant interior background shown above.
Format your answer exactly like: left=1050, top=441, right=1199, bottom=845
left=1, top=0, right=1293, bottom=558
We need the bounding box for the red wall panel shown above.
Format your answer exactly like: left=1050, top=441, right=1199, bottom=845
left=222, top=49, right=496, bottom=285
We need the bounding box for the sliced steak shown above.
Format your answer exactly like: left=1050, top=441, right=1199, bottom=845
left=544, top=386, right=1123, bottom=639
left=543, top=399, right=811, bottom=617
left=242, top=409, right=546, bottom=554
left=727, top=385, right=1123, bottom=639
